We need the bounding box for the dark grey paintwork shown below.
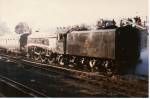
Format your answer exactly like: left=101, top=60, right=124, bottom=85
left=66, top=29, right=116, bottom=59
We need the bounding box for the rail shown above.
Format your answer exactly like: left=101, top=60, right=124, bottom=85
left=0, top=54, right=148, bottom=97
left=0, top=75, right=47, bottom=97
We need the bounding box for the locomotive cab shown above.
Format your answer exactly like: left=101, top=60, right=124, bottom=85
left=56, top=29, right=68, bottom=54
left=57, top=33, right=65, bottom=41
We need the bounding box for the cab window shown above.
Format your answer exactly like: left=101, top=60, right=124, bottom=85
left=58, top=34, right=64, bottom=41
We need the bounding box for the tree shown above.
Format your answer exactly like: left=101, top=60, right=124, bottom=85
left=15, top=22, right=31, bottom=34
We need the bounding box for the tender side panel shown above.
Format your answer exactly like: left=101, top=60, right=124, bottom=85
left=66, top=30, right=116, bottom=59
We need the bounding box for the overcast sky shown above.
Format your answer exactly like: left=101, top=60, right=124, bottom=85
left=0, top=0, right=148, bottom=32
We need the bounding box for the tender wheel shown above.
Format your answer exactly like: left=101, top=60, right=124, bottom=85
left=59, top=56, right=64, bottom=66
left=68, top=56, right=76, bottom=68
left=89, top=59, right=97, bottom=72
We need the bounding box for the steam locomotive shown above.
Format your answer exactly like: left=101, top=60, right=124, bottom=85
left=0, top=20, right=142, bottom=74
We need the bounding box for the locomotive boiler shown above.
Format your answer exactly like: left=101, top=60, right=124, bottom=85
left=26, top=32, right=57, bottom=63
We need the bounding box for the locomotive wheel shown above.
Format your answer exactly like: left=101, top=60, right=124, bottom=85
left=39, top=54, right=46, bottom=63
left=57, top=55, right=69, bottom=66
left=33, top=54, right=40, bottom=61
left=32, top=52, right=45, bottom=63
left=30, top=47, right=47, bottom=63
left=45, top=50, right=54, bottom=64
left=46, top=52, right=57, bottom=64
left=47, top=58, right=54, bottom=64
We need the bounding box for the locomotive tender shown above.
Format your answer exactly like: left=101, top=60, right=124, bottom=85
left=0, top=22, right=141, bottom=74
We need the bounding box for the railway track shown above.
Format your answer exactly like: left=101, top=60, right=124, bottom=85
left=0, top=54, right=148, bottom=97
left=21, top=59, right=148, bottom=97
left=0, top=75, right=47, bottom=97
left=0, top=54, right=107, bottom=79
